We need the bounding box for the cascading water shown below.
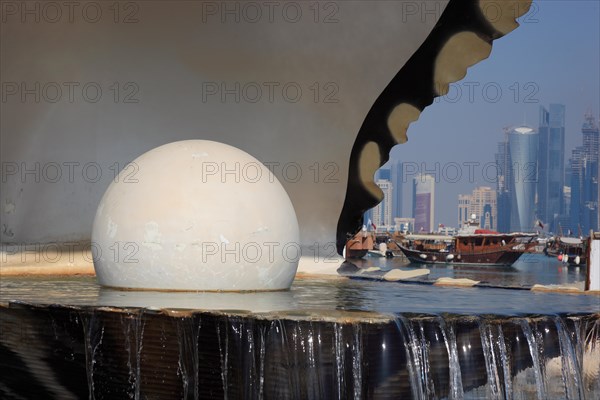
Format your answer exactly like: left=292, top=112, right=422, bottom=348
left=176, top=315, right=200, bottom=400
left=438, top=317, right=464, bottom=400
left=2, top=302, right=598, bottom=399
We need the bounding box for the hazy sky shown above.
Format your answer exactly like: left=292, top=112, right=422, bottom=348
left=385, top=0, right=600, bottom=227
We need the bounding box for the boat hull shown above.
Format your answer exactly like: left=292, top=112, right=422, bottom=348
left=398, top=246, right=524, bottom=266
left=346, top=249, right=369, bottom=259
left=544, top=239, right=587, bottom=266
left=559, top=255, right=587, bottom=267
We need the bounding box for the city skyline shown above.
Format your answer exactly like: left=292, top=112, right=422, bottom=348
left=365, top=109, right=600, bottom=233
left=367, top=110, right=599, bottom=234
left=379, top=1, right=599, bottom=227
left=568, top=112, right=599, bottom=234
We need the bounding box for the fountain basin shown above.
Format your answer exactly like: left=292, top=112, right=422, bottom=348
left=1, top=276, right=598, bottom=399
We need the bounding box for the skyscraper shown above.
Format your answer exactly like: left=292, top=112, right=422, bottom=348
left=569, top=112, right=599, bottom=233
left=458, top=194, right=471, bottom=228
left=363, top=167, right=391, bottom=228
left=413, top=174, right=435, bottom=232
left=582, top=111, right=600, bottom=161
left=366, top=162, right=404, bottom=226
left=537, top=104, right=565, bottom=232
left=495, top=135, right=512, bottom=233
left=376, top=168, right=391, bottom=181
left=390, top=161, right=403, bottom=219
left=568, top=147, right=584, bottom=233
left=508, top=126, right=538, bottom=232
left=472, top=187, right=497, bottom=230
left=581, top=111, right=598, bottom=233
left=458, top=187, right=497, bottom=230
left=372, top=179, right=393, bottom=228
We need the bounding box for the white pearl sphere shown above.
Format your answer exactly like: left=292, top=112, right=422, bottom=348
left=92, top=140, right=299, bottom=291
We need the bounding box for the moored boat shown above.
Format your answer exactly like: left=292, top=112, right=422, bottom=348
left=397, top=216, right=535, bottom=266
left=398, top=232, right=535, bottom=266
left=545, top=236, right=587, bottom=266
left=344, top=227, right=374, bottom=259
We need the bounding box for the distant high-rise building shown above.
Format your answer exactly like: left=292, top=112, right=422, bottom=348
left=458, top=194, right=471, bottom=228
left=569, top=112, right=599, bottom=233
left=363, top=167, right=390, bottom=228
left=568, top=147, right=584, bottom=233
left=537, top=104, right=565, bottom=232
left=413, top=174, right=435, bottom=232
left=582, top=111, right=600, bottom=162
left=563, top=186, right=571, bottom=217
left=376, top=168, right=391, bottom=181
left=495, top=136, right=512, bottom=232
left=372, top=179, right=393, bottom=228
left=508, top=126, right=538, bottom=232
left=558, top=185, right=572, bottom=234
left=390, top=161, right=403, bottom=219
left=365, top=163, right=403, bottom=227
left=457, top=187, right=497, bottom=230
left=472, top=187, right=497, bottom=230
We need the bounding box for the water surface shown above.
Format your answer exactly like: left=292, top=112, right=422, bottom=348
left=345, top=253, right=587, bottom=288
left=1, top=274, right=597, bottom=316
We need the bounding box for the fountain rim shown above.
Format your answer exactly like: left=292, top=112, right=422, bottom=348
left=3, top=301, right=599, bottom=324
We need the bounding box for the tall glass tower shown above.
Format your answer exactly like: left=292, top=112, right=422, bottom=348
left=495, top=137, right=512, bottom=233
left=509, top=127, right=538, bottom=232
left=412, top=174, right=435, bottom=233
left=390, top=161, right=403, bottom=220
left=537, top=104, right=565, bottom=232
left=569, top=112, right=599, bottom=233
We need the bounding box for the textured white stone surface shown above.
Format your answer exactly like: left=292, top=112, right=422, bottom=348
left=92, top=140, right=299, bottom=291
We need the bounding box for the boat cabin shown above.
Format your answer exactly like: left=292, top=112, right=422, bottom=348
left=454, top=234, right=522, bottom=253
